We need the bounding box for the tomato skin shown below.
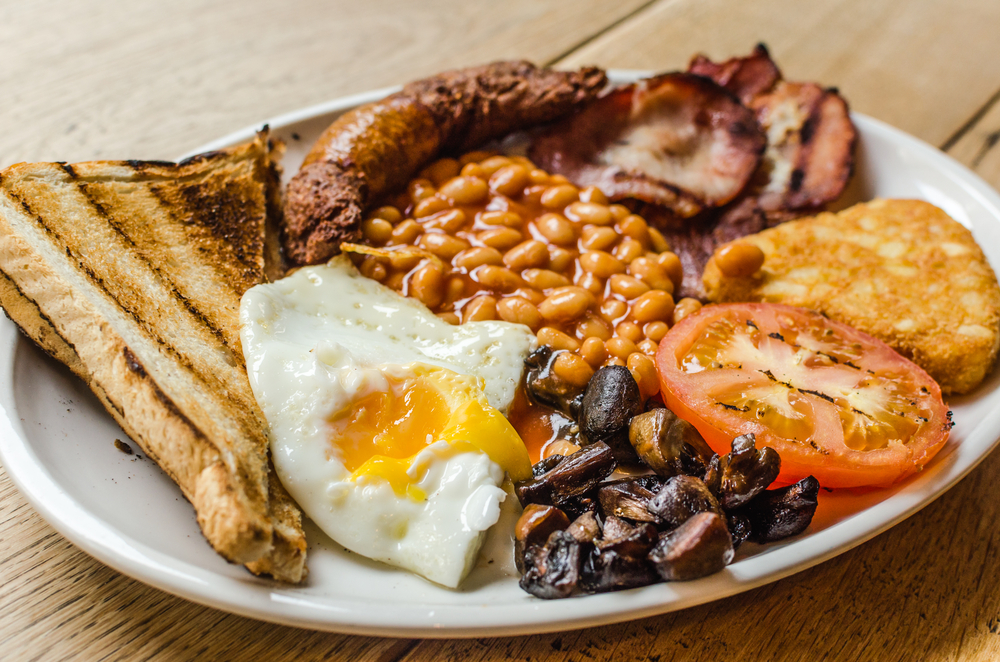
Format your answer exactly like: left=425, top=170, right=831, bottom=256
left=655, top=303, right=951, bottom=488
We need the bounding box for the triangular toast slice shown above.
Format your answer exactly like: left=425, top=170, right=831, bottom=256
left=0, top=131, right=306, bottom=581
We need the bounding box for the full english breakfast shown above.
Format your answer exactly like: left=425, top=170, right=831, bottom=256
left=0, top=46, right=996, bottom=598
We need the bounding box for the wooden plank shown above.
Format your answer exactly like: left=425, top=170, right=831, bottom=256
left=557, top=0, right=1000, bottom=148
left=0, top=0, right=650, bottom=166
left=948, top=95, right=1000, bottom=191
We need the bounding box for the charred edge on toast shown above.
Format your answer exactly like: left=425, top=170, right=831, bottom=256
left=6, top=183, right=245, bottom=406
left=176, top=151, right=226, bottom=168
left=74, top=180, right=231, bottom=350
left=0, top=269, right=87, bottom=370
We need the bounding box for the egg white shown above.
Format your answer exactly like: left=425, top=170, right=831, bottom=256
left=239, top=256, right=536, bottom=587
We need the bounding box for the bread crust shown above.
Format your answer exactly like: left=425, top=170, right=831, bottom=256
left=0, top=135, right=306, bottom=580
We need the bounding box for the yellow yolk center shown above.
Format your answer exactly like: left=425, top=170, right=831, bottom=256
left=327, top=365, right=532, bottom=499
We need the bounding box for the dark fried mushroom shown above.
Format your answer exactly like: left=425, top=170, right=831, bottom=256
left=703, top=433, right=781, bottom=510
left=514, top=442, right=617, bottom=508
left=726, top=511, right=753, bottom=550
left=514, top=504, right=571, bottom=573
left=567, top=511, right=602, bottom=543
left=581, top=523, right=660, bottom=593
left=646, top=475, right=723, bottom=527
left=598, top=479, right=661, bottom=524
left=524, top=345, right=587, bottom=417
left=629, top=408, right=715, bottom=477
left=519, top=530, right=585, bottom=599
left=530, top=73, right=765, bottom=216
left=649, top=511, right=734, bottom=581
left=579, top=366, right=644, bottom=463
left=745, top=475, right=820, bottom=543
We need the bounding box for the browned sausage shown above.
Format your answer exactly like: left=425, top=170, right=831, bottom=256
left=283, top=61, right=607, bottom=265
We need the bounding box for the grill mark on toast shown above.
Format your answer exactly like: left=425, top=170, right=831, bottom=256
left=123, top=346, right=209, bottom=443
left=5, top=187, right=254, bottom=427
left=74, top=180, right=231, bottom=349
left=0, top=267, right=85, bottom=365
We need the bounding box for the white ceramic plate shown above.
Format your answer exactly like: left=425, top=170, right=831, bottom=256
left=2, top=72, right=1000, bottom=638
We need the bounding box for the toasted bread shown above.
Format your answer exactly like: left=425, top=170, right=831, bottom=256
left=703, top=199, right=1000, bottom=394
left=0, top=132, right=306, bottom=581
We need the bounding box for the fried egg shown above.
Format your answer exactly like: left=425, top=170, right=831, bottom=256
left=239, top=256, right=535, bottom=587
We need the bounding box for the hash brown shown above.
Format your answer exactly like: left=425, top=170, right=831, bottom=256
left=703, top=199, right=1000, bottom=395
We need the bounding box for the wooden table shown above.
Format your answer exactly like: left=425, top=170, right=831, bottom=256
left=2, top=1, right=1000, bottom=659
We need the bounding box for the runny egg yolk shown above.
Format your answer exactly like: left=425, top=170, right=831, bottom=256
left=327, top=365, right=532, bottom=499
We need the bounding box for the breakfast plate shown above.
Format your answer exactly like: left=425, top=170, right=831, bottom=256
left=2, top=72, right=1000, bottom=638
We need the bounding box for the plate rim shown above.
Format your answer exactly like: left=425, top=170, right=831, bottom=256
left=2, top=74, right=1000, bottom=637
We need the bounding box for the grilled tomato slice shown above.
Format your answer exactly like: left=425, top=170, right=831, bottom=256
left=656, top=303, right=951, bottom=488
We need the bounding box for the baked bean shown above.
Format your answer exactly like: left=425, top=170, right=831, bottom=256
left=609, top=274, right=650, bottom=299
left=478, top=227, right=523, bottom=250
left=575, top=271, right=604, bottom=295
left=673, top=298, right=702, bottom=324
left=521, top=185, right=548, bottom=206
left=460, top=162, right=486, bottom=179
left=514, top=288, right=546, bottom=306
left=539, top=286, right=593, bottom=322
left=535, top=213, right=577, bottom=245
left=552, top=351, right=595, bottom=388
left=631, top=290, right=675, bottom=323
left=418, top=233, right=469, bottom=260
left=463, top=295, right=498, bottom=322
left=479, top=210, right=523, bottom=228
left=606, top=336, right=638, bottom=361
left=360, top=256, right=387, bottom=282
left=420, top=208, right=467, bottom=233
left=522, top=268, right=570, bottom=290
left=714, top=242, right=765, bottom=277
left=599, top=298, right=628, bottom=324
left=579, top=186, right=609, bottom=205
left=576, top=314, right=612, bottom=341
left=649, top=227, right=671, bottom=253
left=497, top=296, right=543, bottom=331
left=414, top=195, right=450, bottom=218
left=408, top=178, right=436, bottom=203
left=609, top=204, right=630, bottom=221
left=616, top=321, right=643, bottom=343
left=504, top=240, right=549, bottom=271
left=548, top=246, right=576, bottom=273
left=550, top=174, right=571, bottom=185
left=390, top=219, right=423, bottom=245
left=372, top=206, right=402, bottom=223
left=537, top=326, right=581, bottom=352
left=565, top=201, right=613, bottom=226
left=453, top=246, right=504, bottom=270
left=528, top=169, right=550, bottom=185
left=409, top=262, right=445, bottom=309
left=479, top=156, right=512, bottom=177
left=628, top=257, right=672, bottom=291
left=387, top=251, right=422, bottom=272
left=362, top=217, right=393, bottom=245
left=384, top=271, right=405, bottom=291
left=459, top=150, right=495, bottom=165
left=580, top=250, right=626, bottom=278
left=544, top=439, right=582, bottom=459
left=656, top=252, right=684, bottom=289
left=637, top=338, right=658, bottom=356
left=580, top=337, right=607, bottom=367
left=446, top=276, right=466, bottom=302
left=440, top=176, right=489, bottom=205
left=510, top=156, right=536, bottom=170
left=489, top=165, right=529, bottom=198
left=438, top=311, right=461, bottom=325
left=607, top=356, right=626, bottom=367
left=540, top=184, right=579, bottom=208
left=643, top=321, right=669, bottom=342
left=475, top=265, right=524, bottom=292
left=423, top=158, right=461, bottom=186
left=618, top=215, right=650, bottom=246
left=627, top=352, right=659, bottom=398
left=614, top=239, right=645, bottom=264
left=580, top=226, right=619, bottom=251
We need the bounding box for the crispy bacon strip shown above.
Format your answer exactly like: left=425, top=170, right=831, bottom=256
left=284, top=61, right=607, bottom=265
left=688, top=43, right=781, bottom=105
left=529, top=73, right=765, bottom=217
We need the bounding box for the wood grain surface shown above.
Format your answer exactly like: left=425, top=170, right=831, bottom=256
left=2, top=1, right=1000, bottom=660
